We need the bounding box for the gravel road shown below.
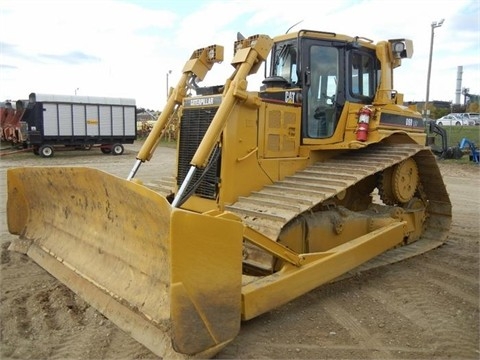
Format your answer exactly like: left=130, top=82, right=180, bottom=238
left=0, top=142, right=478, bottom=359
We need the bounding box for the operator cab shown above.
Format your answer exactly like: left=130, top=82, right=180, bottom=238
left=263, top=30, right=380, bottom=140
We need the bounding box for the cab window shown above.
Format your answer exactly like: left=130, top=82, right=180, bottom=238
left=273, top=41, right=298, bottom=86
left=307, top=45, right=338, bottom=138
left=350, top=51, right=377, bottom=101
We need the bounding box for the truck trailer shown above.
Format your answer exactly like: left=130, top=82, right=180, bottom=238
left=23, top=92, right=137, bottom=157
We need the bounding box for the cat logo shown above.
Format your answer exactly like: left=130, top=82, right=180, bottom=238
left=285, top=91, right=295, bottom=103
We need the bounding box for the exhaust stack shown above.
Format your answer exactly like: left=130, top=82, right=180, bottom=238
left=455, top=65, right=463, bottom=105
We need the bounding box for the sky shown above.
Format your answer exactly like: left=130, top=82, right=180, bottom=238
left=1, top=0, right=479, bottom=110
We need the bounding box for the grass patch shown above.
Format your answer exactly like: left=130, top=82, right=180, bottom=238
left=430, top=125, right=480, bottom=165
left=440, top=156, right=479, bottom=165
left=437, top=125, right=480, bottom=147
left=136, top=136, right=177, bottom=148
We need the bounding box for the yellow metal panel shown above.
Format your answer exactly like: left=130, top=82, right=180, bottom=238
left=219, top=105, right=273, bottom=206
left=241, top=221, right=405, bottom=320
left=6, top=171, right=28, bottom=234
left=231, top=47, right=250, bottom=64
left=181, top=195, right=218, bottom=213
left=257, top=157, right=309, bottom=182
left=170, top=209, right=244, bottom=354
left=262, top=103, right=301, bottom=158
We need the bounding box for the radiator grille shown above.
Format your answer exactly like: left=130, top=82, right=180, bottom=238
left=177, top=106, right=220, bottom=199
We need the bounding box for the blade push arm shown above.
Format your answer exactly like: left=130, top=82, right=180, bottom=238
left=127, top=45, right=224, bottom=180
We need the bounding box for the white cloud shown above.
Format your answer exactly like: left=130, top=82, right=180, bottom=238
left=1, top=0, right=478, bottom=109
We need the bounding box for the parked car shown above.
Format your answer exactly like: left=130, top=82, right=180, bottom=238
left=436, top=114, right=469, bottom=126
left=463, top=113, right=480, bottom=125
left=449, top=112, right=478, bottom=126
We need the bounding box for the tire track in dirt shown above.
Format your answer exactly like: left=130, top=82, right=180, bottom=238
left=292, top=279, right=443, bottom=358
left=363, top=286, right=434, bottom=332
left=441, top=238, right=479, bottom=257
left=421, top=260, right=478, bottom=286
left=448, top=227, right=479, bottom=238
left=365, top=259, right=478, bottom=359
left=427, top=278, right=478, bottom=307
left=321, top=296, right=393, bottom=359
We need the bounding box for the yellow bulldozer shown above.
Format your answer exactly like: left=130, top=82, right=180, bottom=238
left=7, top=30, right=451, bottom=358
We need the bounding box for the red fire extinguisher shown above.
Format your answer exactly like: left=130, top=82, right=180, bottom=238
left=356, top=106, right=373, bottom=142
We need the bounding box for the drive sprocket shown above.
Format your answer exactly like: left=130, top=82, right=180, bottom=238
left=379, top=158, right=419, bottom=205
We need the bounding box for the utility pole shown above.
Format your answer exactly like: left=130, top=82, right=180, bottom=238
left=424, top=18, right=444, bottom=120
left=166, top=70, right=172, bottom=101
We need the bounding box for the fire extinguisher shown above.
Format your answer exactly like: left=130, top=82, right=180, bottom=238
left=356, top=106, right=373, bottom=142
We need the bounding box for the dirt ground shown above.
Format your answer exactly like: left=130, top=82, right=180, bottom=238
left=0, top=142, right=479, bottom=360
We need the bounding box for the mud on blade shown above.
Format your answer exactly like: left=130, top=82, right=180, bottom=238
left=7, top=167, right=243, bottom=358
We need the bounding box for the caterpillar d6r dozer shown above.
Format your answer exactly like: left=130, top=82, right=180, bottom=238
left=7, top=30, right=451, bottom=358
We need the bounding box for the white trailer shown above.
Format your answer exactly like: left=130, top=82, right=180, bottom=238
left=24, top=93, right=137, bottom=157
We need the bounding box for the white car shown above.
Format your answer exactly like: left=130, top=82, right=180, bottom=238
left=463, top=113, right=480, bottom=125
left=436, top=114, right=470, bottom=126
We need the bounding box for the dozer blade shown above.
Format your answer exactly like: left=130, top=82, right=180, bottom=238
left=7, top=167, right=244, bottom=358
